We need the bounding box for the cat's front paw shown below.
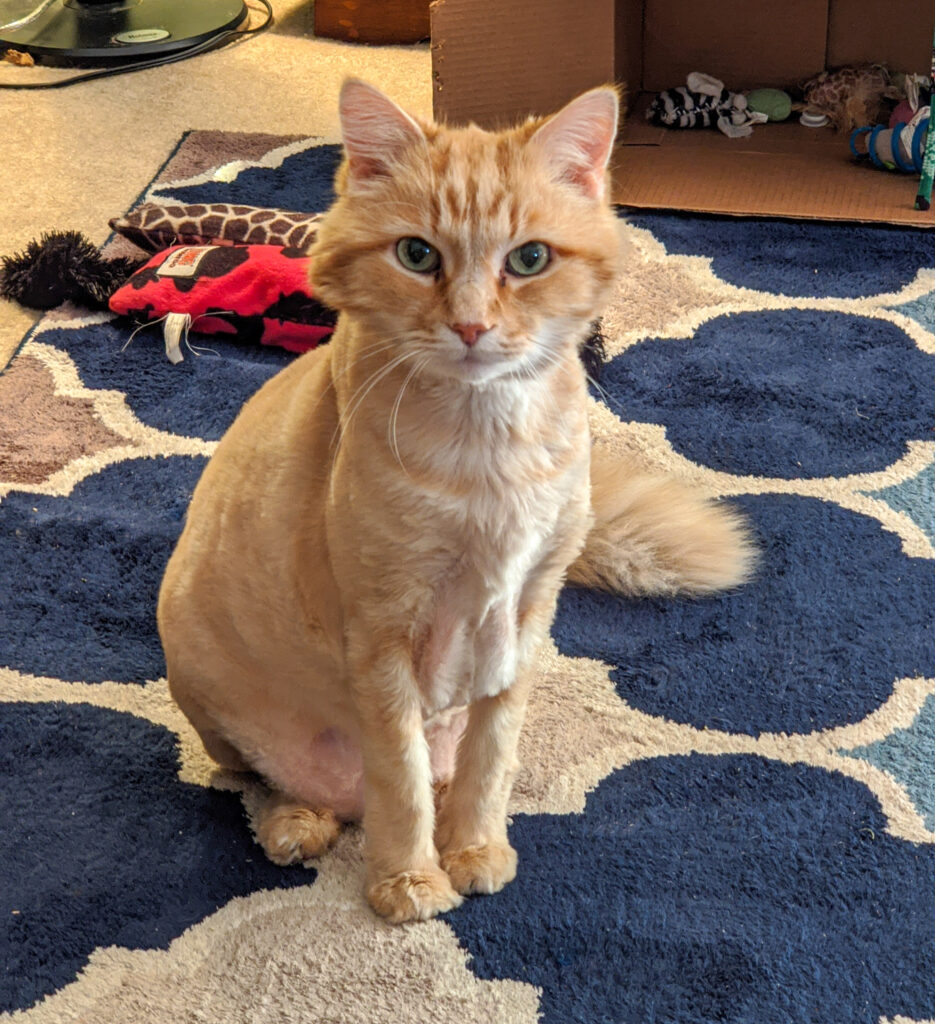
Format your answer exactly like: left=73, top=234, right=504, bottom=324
left=367, top=867, right=463, bottom=924
left=440, top=841, right=517, bottom=895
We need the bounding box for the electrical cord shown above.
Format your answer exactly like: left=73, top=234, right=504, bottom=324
left=0, top=0, right=60, bottom=34
left=0, top=0, right=273, bottom=89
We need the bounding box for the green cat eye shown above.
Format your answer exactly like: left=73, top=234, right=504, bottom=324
left=506, top=241, right=550, bottom=277
left=396, top=237, right=441, bottom=274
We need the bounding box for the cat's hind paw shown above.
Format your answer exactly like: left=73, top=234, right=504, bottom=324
left=441, top=841, right=517, bottom=895
left=255, top=794, right=342, bottom=867
left=367, top=867, right=463, bottom=924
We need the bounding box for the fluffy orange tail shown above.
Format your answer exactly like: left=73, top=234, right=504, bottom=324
left=567, top=447, right=757, bottom=597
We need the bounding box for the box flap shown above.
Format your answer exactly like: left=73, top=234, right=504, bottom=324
left=613, top=134, right=935, bottom=226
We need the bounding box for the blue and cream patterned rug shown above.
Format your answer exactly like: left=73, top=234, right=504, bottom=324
left=2, top=132, right=935, bottom=1024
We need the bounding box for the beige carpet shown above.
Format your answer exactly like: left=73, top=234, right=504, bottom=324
left=0, top=0, right=431, bottom=369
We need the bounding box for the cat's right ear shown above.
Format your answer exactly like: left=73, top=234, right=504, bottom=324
left=339, top=79, right=426, bottom=185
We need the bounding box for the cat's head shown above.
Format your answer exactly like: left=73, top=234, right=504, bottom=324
left=310, top=79, right=624, bottom=386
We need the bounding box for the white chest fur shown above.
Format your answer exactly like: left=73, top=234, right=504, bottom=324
left=415, top=561, right=525, bottom=713
left=412, top=466, right=570, bottom=714
left=378, top=366, right=587, bottom=714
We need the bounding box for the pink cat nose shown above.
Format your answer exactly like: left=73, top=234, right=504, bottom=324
left=449, top=322, right=490, bottom=347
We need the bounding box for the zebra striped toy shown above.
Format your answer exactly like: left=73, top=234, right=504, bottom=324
left=648, top=72, right=767, bottom=138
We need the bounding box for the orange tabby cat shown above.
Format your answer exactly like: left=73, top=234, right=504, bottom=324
left=158, top=80, right=754, bottom=924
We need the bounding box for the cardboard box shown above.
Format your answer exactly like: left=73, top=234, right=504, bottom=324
left=431, top=0, right=935, bottom=225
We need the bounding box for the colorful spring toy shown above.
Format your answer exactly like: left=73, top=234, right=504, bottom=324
left=850, top=115, right=930, bottom=172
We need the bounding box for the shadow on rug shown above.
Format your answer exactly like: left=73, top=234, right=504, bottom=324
left=1, top=130, right=935, bottom=1024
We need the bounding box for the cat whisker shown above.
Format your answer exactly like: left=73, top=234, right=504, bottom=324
left=327, top=350, right=422, bottom=502
left=301, top=336, right=410, bottom=423
left=521, top=353, right=558, bottom=389
left=583, top=370, right=622, bottom=414
left=330, top=349, right=421, bottom=468
left=513, top=345, right=565, bottom=418
left=388, top=355, right=429, bottom=476
left=532, top=346, right=578, bottom=423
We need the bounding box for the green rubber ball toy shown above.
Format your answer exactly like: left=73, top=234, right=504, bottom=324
left=746, top=88, right=792, bottom=122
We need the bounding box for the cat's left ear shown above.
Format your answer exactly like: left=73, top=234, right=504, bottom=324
left=531, top=87, right=620, bottom=201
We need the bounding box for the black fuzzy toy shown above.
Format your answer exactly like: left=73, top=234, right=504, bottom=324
left=0, top=231, right=144, bottom=311
left=580, top=321, right=607, bottom=384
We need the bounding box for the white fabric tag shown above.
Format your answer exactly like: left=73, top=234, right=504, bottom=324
left=156, top=246, right=215, bottom=278
left=163, top=313, right=191, bottom=364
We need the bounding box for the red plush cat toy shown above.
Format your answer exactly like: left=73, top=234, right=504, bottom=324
left=109, top=243, right=337, bottom=361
